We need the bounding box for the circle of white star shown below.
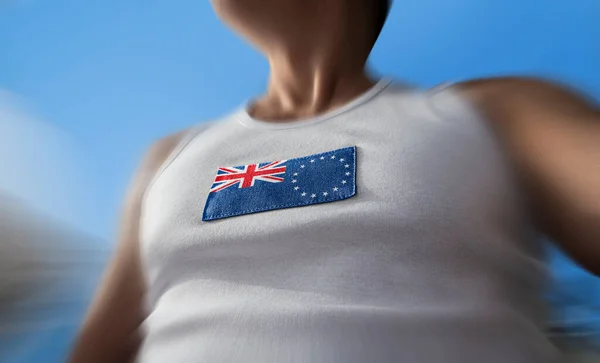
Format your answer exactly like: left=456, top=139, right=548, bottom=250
left=288, top=153, right=354, bottom=201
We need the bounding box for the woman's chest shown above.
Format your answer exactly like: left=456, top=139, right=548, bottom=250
left=141, top=115, right=522, bottom=266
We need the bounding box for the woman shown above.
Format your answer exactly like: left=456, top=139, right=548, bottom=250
left=69, top=1, right=600, bottom=362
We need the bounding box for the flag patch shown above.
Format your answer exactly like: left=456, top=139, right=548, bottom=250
left=202, top=146, right=357, bottom=221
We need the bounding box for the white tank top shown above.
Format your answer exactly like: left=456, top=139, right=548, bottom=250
left=137, top=79, right=559, bottom=363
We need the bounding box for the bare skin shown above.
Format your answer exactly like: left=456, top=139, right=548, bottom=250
left=68, top=131, right=187, bottom=363
left=212, top=0, right=380, bottom=122
left=458, top=78, right=600, bottom=274
left=69, top=1, right=599, bottom=362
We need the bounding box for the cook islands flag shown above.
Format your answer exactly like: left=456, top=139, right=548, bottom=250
left=202, top=146, right=357, bottom=221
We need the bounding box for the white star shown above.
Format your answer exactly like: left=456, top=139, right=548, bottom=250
left=301, top=192, right=307, bottom=196
left=333, top=187, right=339, bottom=192
left=339, top=158, right=345, bottom=162
left=294, top=186, right=300, bottom=190
left=292, top=179, right=297, bottom=183
left=323, top=192, right=328, bottom=196
left=341, top=180, right=347, bottom=184
left=301, top=165, right=305, bottom=168
left=345, top=164, right=350, bottom=168
left=331, top=155, right=336, bottom=159
left=345, top=172, right=351, bottom=176
left=293, top=172, right=298, bottom=176
left=310, top=159, right=315, bottom=163
left=311, top=194, right=317, bottom=198
left=320, top=156, right=325, bottom=160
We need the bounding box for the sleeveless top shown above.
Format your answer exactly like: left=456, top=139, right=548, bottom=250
left=136, top=79, right=558, bottom=363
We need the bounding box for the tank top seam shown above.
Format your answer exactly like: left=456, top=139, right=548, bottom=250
left=143, top=123, right=212, bottom=203
left=138, top=122, right=213, bottom=308
left=426, top=82, right=539, bottom=245
left=234, top=78, right=395, bottom=130
left=425, top=81, right=491, bottom=128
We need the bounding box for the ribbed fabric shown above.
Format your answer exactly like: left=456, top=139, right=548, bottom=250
left=137, top=79, right=558, bottom=363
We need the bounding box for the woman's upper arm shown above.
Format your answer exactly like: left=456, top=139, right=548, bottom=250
left=68, top=131, right=186, bottom=363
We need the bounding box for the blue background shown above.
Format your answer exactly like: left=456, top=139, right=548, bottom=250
left=0, top=0, right=598, bottom=361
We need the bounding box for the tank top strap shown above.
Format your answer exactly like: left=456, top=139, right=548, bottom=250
left=425, top=80, right=489, bottom=127
left=143, top=122, right=214, bottom=205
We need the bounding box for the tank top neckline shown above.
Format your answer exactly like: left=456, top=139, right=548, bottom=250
left=235, top=78, right=394, bottom=130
